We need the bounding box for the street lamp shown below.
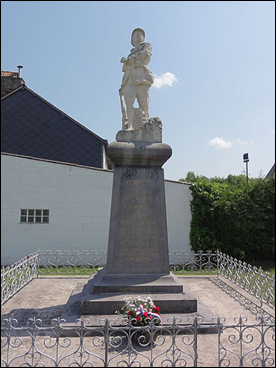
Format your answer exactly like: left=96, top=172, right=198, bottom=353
left=243, top=153, right=249, bottom=188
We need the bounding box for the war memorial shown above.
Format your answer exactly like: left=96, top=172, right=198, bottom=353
left=62, top=28, right=211, bottom=321
left=2, top=28, right=274, bottom=368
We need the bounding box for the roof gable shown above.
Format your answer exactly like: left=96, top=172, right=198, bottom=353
left=1, top=85, right=107, bottom=168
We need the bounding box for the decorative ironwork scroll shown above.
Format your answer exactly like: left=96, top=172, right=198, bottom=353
left=1, top=252, right=39, bottom=305
left=217, top=251, right=275, bottom=309
left=1, top=316, right=274, bottom=367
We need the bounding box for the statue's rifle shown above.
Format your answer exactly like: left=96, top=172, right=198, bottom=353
left=119, top=88, right=127, bottom=130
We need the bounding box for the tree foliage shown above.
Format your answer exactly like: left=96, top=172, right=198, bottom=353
left=180, top=172, right=275, bottom=262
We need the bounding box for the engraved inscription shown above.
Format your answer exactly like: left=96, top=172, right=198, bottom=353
left=116, top=169, right=160, bottom=257
left=107, top=166, right=169, bottom=273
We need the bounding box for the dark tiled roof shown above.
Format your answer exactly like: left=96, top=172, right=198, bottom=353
left=265, top=163, right=275, bottom=179
left=1, top=86, right=107, bottom=168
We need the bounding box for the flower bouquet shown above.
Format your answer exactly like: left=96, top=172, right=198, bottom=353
left=115, top=296, right=162, bottom=345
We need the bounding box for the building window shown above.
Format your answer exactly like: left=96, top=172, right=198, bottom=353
left=20, top=209, right=49, bottom=224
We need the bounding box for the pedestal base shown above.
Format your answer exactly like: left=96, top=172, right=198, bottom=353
left=61, top=275, right=216, bottom=331
left=92, top=268, right=184, bottom=294
left=81, top=293, right=197, bottom=315
left=79, top=268, right=197, bottom=314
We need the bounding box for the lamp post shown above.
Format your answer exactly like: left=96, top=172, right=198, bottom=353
left=243, top=153, right=249, bottom=188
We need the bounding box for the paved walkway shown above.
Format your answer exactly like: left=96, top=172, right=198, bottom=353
left=1, top=275, right=275, bottom=367
left=2, top=275, right=274, bottom=323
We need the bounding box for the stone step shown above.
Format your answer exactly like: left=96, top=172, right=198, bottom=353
left=92, top=273, right=184, bottom=294
left=81, top=292, right=197, bottom=315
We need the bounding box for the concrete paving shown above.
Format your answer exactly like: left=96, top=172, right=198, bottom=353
left=1, top=275, right=275, bottom=367
left=2, top=275, right=274, bottom=324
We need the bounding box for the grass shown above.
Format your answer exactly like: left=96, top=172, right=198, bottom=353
left=171, top=269, right=217, bottom=276
left=36, top=260, right=275, bottom=277
left=4, top=259, right=274, bottom=278
left=251, top=259, right=275, bottom=278
left=37, top=265, right=218, bottom=276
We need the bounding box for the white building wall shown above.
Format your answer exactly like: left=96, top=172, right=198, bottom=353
left=1, top=154, right=192, bottom=265
left=165, top=180, right=192, bottom=254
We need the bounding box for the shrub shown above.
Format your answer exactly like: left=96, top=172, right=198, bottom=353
left=184, top=174, right=275, bottom=262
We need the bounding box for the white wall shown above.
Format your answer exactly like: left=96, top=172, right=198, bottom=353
left=1, top=154, right=192, bottom=265
left=165, top=180, right=192, bottom=254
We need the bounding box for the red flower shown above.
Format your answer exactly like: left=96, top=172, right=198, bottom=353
left=135, top=316, right=140, bottom=322
left=153, top=307, right=160, bottom=314
left=143, top=312, right=148, bottom=317
left=128, top=311, right=133, bottom=316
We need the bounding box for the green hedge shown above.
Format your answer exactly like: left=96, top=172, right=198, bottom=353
left=181, top=174, right=275, bottom=262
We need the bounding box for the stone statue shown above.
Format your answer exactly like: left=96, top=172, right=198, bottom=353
left=119, top=28, right=154, bottom=131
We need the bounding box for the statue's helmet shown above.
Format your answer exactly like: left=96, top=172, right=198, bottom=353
left=131, top=28, right=145, bottom=46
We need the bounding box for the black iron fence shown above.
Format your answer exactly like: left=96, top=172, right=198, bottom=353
left=1, top=315, right=274, bottom=367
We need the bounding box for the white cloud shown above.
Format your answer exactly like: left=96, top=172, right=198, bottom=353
left=152, top=72, right=178, bottom=89
left=209, top=137, right=232, bottom=149
left=236, top=138, right=248, bottom=145
left=236, top=138, right=254, bottom=145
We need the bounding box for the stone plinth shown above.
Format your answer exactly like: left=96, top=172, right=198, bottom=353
left=77, top=139, right=198, bottom=315
left=78, top=140, right=198, bottom=315
left=105, top=142, right=172, bottom=275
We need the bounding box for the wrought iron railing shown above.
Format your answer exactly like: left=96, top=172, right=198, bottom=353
left=217, top=316, right=275, bottom=367
left=1, top=251, right=39, bottom=306
left=1, top=316, right=274, bottom=367
left=169, top=250, right=218, bottom=273
left=37, top=250, right=218, bottom=274
left=38, top=250, right=107, bottom=275
left=217, top=251, right=275, bottom=309
left=1, top=250, right=275, bottom=312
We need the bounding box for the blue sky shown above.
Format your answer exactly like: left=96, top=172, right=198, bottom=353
left=1, top=1, right=275, bottom=180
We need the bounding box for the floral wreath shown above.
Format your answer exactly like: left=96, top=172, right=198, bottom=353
left=116, top=296, right=162, bottom=326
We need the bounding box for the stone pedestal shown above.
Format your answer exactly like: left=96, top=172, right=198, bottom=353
left=79, top=140, right=198, bottom=315
left=106, top=142, right=172, bottom=275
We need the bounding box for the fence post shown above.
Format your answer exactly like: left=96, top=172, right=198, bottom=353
left=216, top=250, right=220, bottom=279
left=216, top=317, right=225, bottom=367
left=194, top=317, right=198, bottom=367
left=259, top=267, right=263, bottom=308
left=104, top=318, right=109, bottom=367
left=172, top=317, right=177, bottom=366
left=259, top=315, right=265, bottom=366
left=37, top=249, right=41, bottom=278
left=1, top=266, right=5, bottom=306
